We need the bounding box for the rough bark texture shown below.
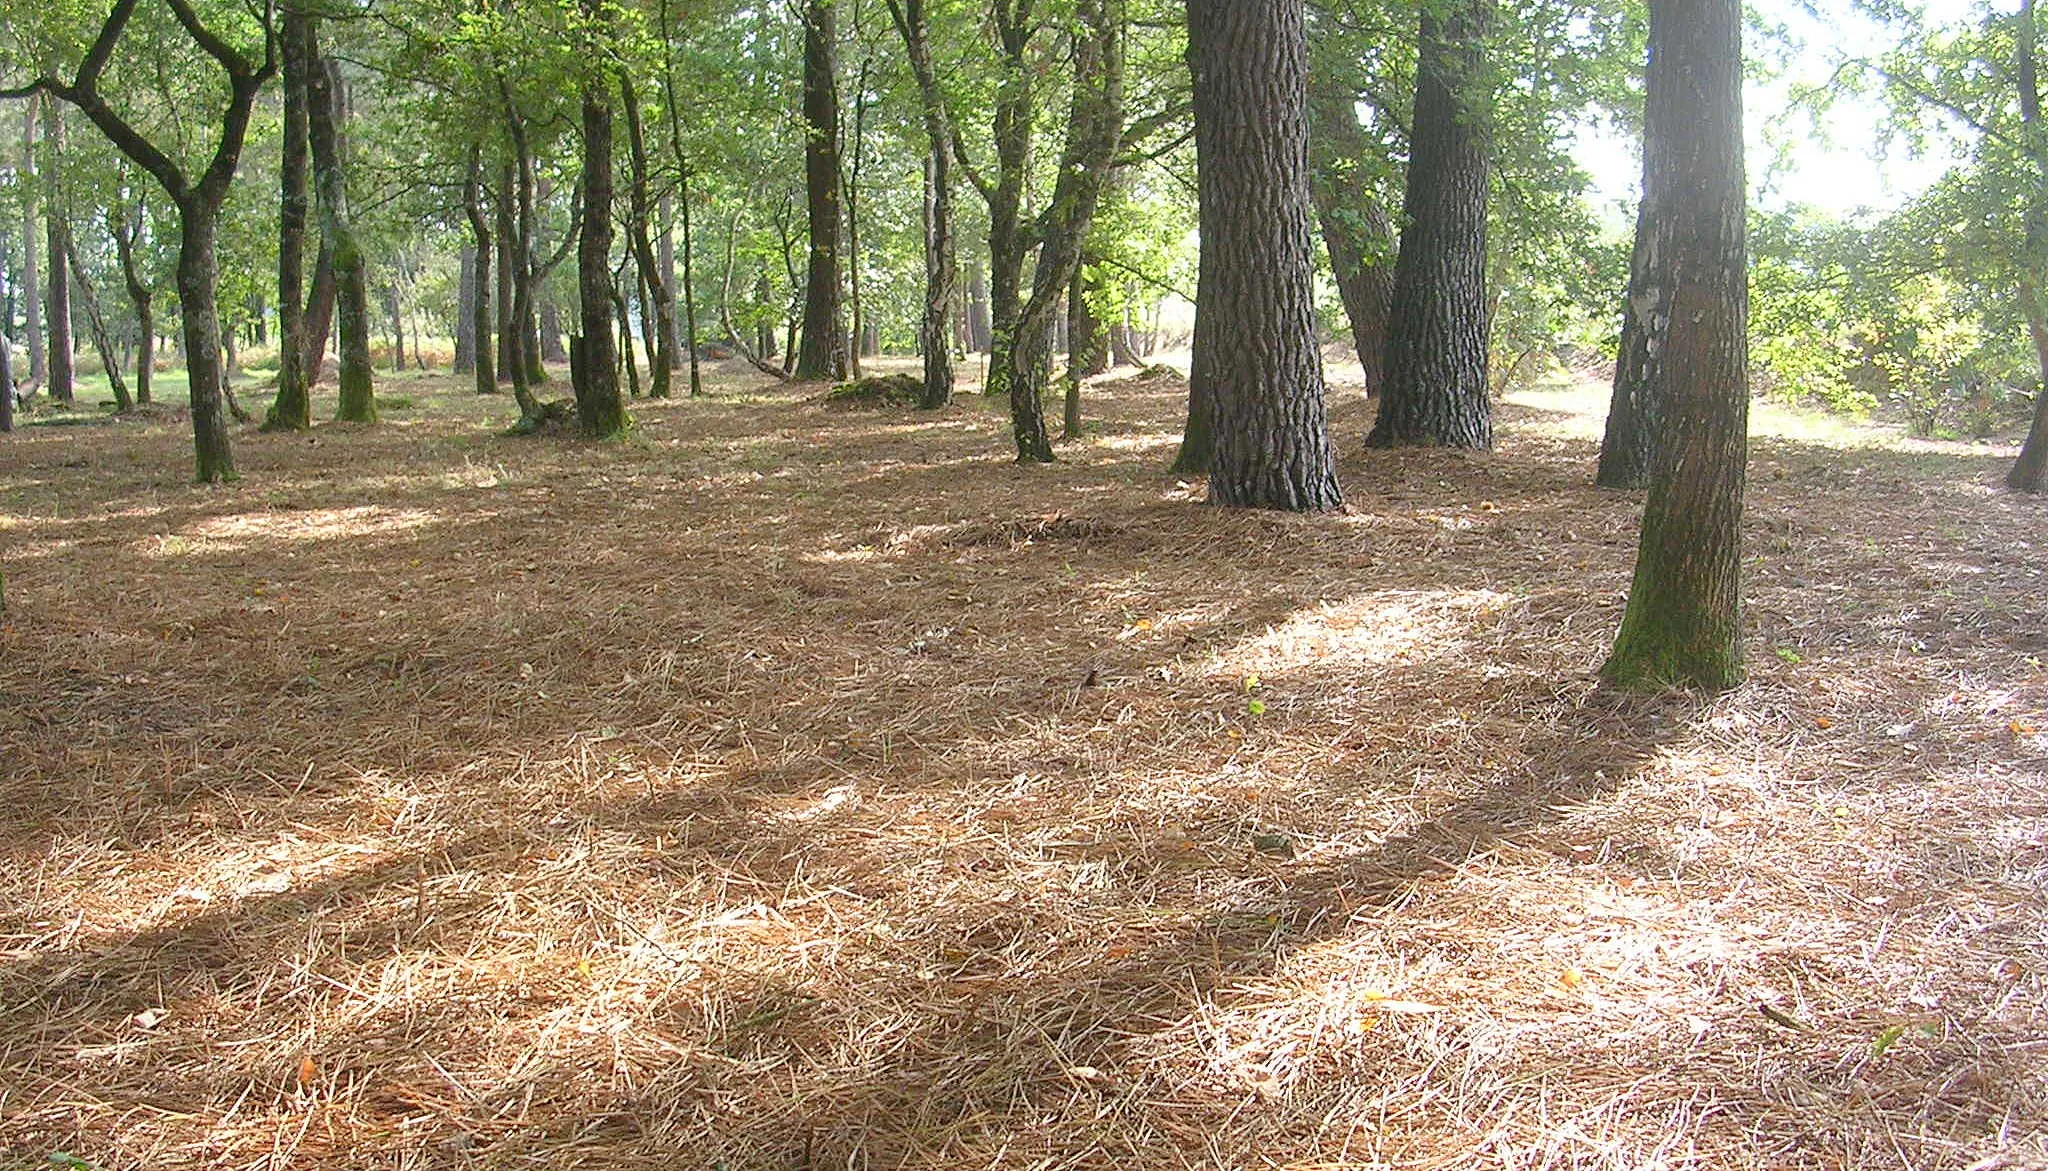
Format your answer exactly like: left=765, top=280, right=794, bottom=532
left=495, top=163, right=515, bottom=381
left=309, top=42, right=375, bottom=424
left=980, top=1, right=1036, bottom=400
left=573, top=83, right=627, bottom=439
left=43, top=100, right=73, bottom=406
left=302, top=240, right=336, bottom=385
left=795, top=0, right=847, bottom=381
left=1306, top=72, right=1395, bottom=394
left=1601, top=0, right=1749, bottom=694
left=266, top=10, right=314, bottom=432
left=454, top=247, right=476, bottom=374
left=996, top=0, right=1122, bottom=463
left=1063, top=261, right=1108, bottom=437
left=1185, top=0, right=1342, bottom=511
left=1367, top=0, right=1493, bottom=450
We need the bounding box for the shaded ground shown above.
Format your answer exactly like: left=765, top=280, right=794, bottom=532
left=1, top=360, right=2044, bottom=1170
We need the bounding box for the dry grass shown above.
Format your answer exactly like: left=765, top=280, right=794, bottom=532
left=1, top=359, right=2044, bottom=1170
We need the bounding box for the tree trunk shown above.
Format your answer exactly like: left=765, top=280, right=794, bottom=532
left=1184, top=0, right=1342, bottom=510
left=619, top=75, right=675, bottom=400
left=455, top=246, right=477, bottom=373
left=42, top=100, right=73, bottom=406
left=540, top=303, right=566, bottom=366
left=112, top=203, right=153, bottom=406
left=1306, top=69, right=1396, bottom=393
left=65, top=239, right=130, bottom=411
left=177, top=204, right=235, bottom=481
left=0, top=332, right=11, bottom=432
left=574, top=82, right=627, bottom=438
left=2007, top=0, right=2048, bottom=492
left=265, top=9, right=313, bottom=431
left=981, top=0, right=1038, bottom=400
left=20, top=100, right=43, bottom=392
left=892, top=0, right=957, bottom=408
left=1367, top=0, right=1493, bottom=450
left=796, top=0, right=848, bottom=381
left=309, top=39, right=376, bottom=423
left=495, top=163, right=515, bottom=381
left=1601, top=0, right=1749, bottom=693
left=994, top=0, right=1122, bottom=463
left=1597, top=211, right=1668, bottom=487
left=302, top=240, right=336, bottom=384
left=966, top=258, right=993, bottom=353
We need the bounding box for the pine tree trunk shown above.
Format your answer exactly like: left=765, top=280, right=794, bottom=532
left=795, top=0, right=848, bottom=381
left=309, top=40, right=376, bottom=423
left=890, top=0, right=957, bottom=409
left=265, top=10, right=313, bottom=431
left=1186, top=0, right=1342, bottom=511
left=455, top=246, right=477, bottom=374
left=1307, top=70, right=1395, bottom=393
left=177, top=203, right=235, bottom=482
left=1597, top=211, right=1668, bottom=488
left=1601, top=0, right=1749, bottom=693
left=574, top=83, right=627, bottom=439
left=2006, top=0, right=2048, bottom=492
left=495, top=163, right=516, bottom=381
left=1367, top=0, right=1493, bottom=450
left=20, top=99, right=43, bottom=392
left=43, top=101, right=73, bottom=406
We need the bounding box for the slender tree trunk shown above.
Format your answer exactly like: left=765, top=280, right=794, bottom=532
left=112, top=203, right=153, bottom=405
left=573, top=82, right=627, bottom=438
left=308, top=38, right=376, bottom=423
left=1367, top=0, right=1494, bottom=449
left=795, top=0, right=848, bottom=381
left=996, top=0, right=1123, bottom=463
left=966, top=258, right=993, bottom=352
left=1601, top=0, right=1749, bottom=693
left=42, top=100, right=73, bottom=406
left=1597, top=184, right=1670, bottom=488
left=302, top=240, right=336, bottom=384
left=19, top=99, right=43, bottom=392
left=266, top=9, right=313, bottom=431
left=495, top=162, right=515, bottom=381
left=889, top=0, right=957, bottom=408
left=455, top=246, right=477, bottom=373
left=1307, top=70, right=1396, bottom=393
left=619, top=75, right=675, bottom=399
left=388, top=283, right=404, bottom=372
left=1185, top=0, right=1342, bottom=510
left=982, top=0, right=1037, bottom=399
left=65, top=240, right=130, bottom=411
left=0, top=333, right=11, bottom=432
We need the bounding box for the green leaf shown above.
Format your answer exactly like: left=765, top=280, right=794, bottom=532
left=1870, top=1023, right=1908, bottom=1059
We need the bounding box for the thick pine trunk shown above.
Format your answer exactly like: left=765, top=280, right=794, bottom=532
left=1367, top=0, right=1493, bottom=450
left=266, top=10, right=313, bottom=431
left=573, top=85, right=627, bottom=439
left=795, top=0, right=847, bottom=381
left=309, top=41, right=375, bottom=423
left=1601, top=0, right=1749, bottom=693
left=1186, top=0, right=1342, bottom=511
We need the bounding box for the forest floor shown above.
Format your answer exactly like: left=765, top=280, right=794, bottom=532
left=1, top=358, right=2044, bottom=1170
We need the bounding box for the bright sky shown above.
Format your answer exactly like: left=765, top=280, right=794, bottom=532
left=1574, top=0, right=1983, bottom=223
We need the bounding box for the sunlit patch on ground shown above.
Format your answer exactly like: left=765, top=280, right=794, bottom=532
left=0, top=359, right=2043, bottom=1169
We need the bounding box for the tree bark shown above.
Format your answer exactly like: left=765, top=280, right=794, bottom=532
left=1597, top=210, right=1668, bottom=487
left=2007, top=0, right=2048, bottom=491
left=65, top=238, right=129, bottom=411
left=42, top=100, right=73, bottom=406
left=966, top=257, right=993, bottom=353
left=1306, top=70, right=1396, bottom=393
left=454, top=246, right=476, bottom=373
left=265, top=9, right=313, bottom=431
left=795, top=0, right=848, bottom=381
left=308, top=39, right=376, bottom=423
left=1367, top=0, right=1494, bottom=450
left=1184, top=0, right=1342, bottom=510
left=495, top=162, right=515, bottom=381
left=619, top=75, right=675, bottom=400
left=573, top=82, right=627, bottom=438
left=888, top=0, right=957, bottom=409
left=112, top=201, right=153, bottom=405
left=19, top=99, right=43, bottom=392
left=0, top=332, right=11, bottom=432
left=979, top=0, right=1037, bottom=400
left=1601, top=0, right=1749, bottom=693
